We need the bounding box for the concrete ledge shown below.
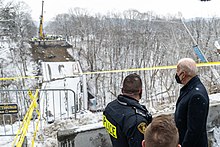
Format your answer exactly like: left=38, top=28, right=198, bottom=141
left=57, top=103, right=220, bottom=147
left=57, top=122, right=112, bottom=147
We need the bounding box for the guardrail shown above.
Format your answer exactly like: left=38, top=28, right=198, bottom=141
left=0, top=88, right=77, bottom=146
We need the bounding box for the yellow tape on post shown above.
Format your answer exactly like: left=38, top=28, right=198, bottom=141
left=12, top=89, right=39, bottom=147
left=31, top=109, right=41, bottom=147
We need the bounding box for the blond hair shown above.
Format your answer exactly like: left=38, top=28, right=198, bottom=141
left=144, top=114, right=179, bottom=147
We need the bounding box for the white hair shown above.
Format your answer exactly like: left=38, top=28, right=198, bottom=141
left=177, top=58, right=197, bottom=76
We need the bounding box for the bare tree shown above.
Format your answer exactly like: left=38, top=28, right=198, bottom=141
left=46, top=9, right=220, bottom=110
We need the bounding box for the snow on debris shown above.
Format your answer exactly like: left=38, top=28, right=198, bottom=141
left=37, top=110, right=103, bottom=146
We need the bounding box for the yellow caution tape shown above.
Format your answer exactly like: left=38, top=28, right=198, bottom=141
left=2, top=62, right=220, bottom=81
left=81, top=62, right=220, bottom=75
left=31, top=108, right=40, bottom=147
left=196, top=62, right=220, bottom=67
left=0, top=77, right=17, bottom=80
left=0, top=76, right=41, bottom=81
left=12, top=89, right=39, bottom=147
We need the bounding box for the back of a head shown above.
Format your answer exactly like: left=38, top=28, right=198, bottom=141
left=122, top=73, right=142, bottom=95
left=177, top=58, right=197, bottom=77
left=144, top=114, right=179, bottom=147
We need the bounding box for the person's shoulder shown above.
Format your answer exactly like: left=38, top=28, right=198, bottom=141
left=124, top=118, right=149, bottom=135
left=104, top=99, right=118, bottom=113
left=189, top=90, right=209, bottom=106
left=105, top=99, right=118, bottom=107
left=126, top=107, right=151, bottom=123
left=104, top=99, right=134, bottom=116
left=124, top=116, right=148, bottom=133
left=191, top=82, right=208, bottom=95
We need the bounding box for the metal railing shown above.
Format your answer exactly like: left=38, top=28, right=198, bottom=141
left=0, top=88, right=77, bottom=146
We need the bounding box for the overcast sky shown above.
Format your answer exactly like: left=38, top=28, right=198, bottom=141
left=12, top=0, right=220, bottom=21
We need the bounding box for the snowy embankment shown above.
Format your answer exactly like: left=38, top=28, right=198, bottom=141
left=0, top=91, right=219, bottom=146
left=37, top=110, right=103, bottom=146
left=1, top=41, right=220, bottom=146
left=35, top=93, right=220, bottom=146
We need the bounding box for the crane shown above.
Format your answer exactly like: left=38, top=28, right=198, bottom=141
left=39, top=0, right=44, bottom=40
left=181, top=17, right=220, bottom=90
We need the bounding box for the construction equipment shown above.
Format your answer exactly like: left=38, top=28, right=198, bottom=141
left=39, top=0, right=44, bottom=40
left=181, top=18, right=220, bottom=89
left=29, top=0, right=72, bottom=48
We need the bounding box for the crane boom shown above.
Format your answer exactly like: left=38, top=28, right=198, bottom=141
left=181, top=18, right=220, bottom=89
left=39, top=0, right=44, bottom=40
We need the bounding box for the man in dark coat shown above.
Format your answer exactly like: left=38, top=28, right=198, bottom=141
left=103, top=73, right=152, bottom=147
left=174, top=58, right=209, bottom=147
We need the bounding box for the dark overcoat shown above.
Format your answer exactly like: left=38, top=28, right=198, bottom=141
left=175, top=75, right=209, bottom=147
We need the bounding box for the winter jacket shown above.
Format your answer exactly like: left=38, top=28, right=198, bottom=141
left=175, top=75, right=209, bottom=147
left=103, top=95, right=152, bottom=147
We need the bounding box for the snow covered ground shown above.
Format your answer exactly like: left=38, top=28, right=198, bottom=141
left=0, top=110, right=103, bottom=146
left=1, top=39, right=220, bottom=146
left=0, top=93, right=219, bottom=147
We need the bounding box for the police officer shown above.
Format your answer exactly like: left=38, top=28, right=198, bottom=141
left=103, top=73, right=152, bottom=147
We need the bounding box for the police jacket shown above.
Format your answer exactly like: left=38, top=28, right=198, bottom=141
left=103, top=94, right=152, bottom=147
left=174, top=75, right=209, bottom=147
